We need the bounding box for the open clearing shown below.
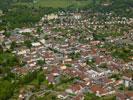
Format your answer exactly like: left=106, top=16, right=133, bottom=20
left=33, top=0, right=90, bottom=8
left=13, top=0, right=91, bottom=8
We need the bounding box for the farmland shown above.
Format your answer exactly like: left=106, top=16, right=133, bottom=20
left=15, top=0, right=91, bottom=8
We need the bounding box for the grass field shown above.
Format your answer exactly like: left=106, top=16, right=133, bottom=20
left=15, top=0, right=91, bottom=8
left=35, top=0, right=90, bottom=8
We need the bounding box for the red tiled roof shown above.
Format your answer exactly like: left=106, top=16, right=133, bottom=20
left=90, top=85, right=107, bottom=94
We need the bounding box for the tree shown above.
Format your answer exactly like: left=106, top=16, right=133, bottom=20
left=21, top=71, right=37, bottom=84
left=22, top=32, right=31, bottom=37
left=0, top=45, right=3, bottom=52
left=37, top=60, right=46, bottom=66
left=0, top=52, right=19, bottom=67
left=110, top=74, right=121, bottom=80
left=37, top=72, right=45, bottom=85
left=10, top=41, right=17, bottom=50
left=69, top=52, right=81, bottom=59
left=86, top=57, right=95, bottom=66
left=65, top=64, right=72, bottom=67
left=24, top=40, right=32, bottom=48
left=4, top=32, right=11, bottom=37
left=37, top=27, right=43, bottom=34
left=99, top=63, right=107, bottom=68
left=37, top=92, right=57, bottom=100
left=128, top=86, right=133, bottom=91
left=0, top=80, right=14, bottom=100
left=84, top=93, right=99, bottom=100
left=119, top=84, right=125, bottom=90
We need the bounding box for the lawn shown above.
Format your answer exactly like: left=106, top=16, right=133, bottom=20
left=34, top=0, right=90, bottom=8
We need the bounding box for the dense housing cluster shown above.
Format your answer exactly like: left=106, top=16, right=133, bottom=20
left=0, top=0, right=133, bottom=100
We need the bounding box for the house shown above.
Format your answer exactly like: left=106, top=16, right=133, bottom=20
left=18, top=28, right=34, bottom=33
left=96, top=77, right=114, bottom=86
left=12, top=67, right=29, bottom=75
left=0, top=30, right=5, bottom=34
left=122, top=73, right=133, bottom=87
left=89, top=85, right=115, bottom=97
left=113, top=80, right=123, bottom=87
left=51, top=67, right=60, bottom=77
left=47, top=14, right=58, bottom=20
left=39, top=39, right=45, bottom=45
left=16, top=48, right=29, bottom=55
left=60, top=64, right=67, bottom=70
left=63, top=58, right=73, bottom=65
left=46, top=74, right=55, bottom=84
left=43, top=51, right=55, bottom=63
left=73, top=13, right=82, bottom=20
left=87, top=70, right=99, bottom=79
left=90, top=41, right=101, bottom=46
left=32, top=42, right=41, bottom=47
left=18, top=88, right=25, bottom=100
left=87, top=69, right=111, bottom=79
left=73, top=93, right=84, bottom=100
left=66, top=84, right=84, bottom=94
left=4, top=39, right=12, bottom=49
left=9, top=34, right=25, bottom=43
left=57, top=92, right=68, bottom=100
left=0, top=34, right=5, bottom=43
left=116, top=92, right=133, bottom=100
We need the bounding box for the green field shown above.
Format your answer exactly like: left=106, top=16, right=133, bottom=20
left=15, top=0, right=91, bottom=8
left=34, top=0, right=90, bottom=8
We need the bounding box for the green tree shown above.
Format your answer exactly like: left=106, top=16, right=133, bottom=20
left=20, top=71, right=37, bottom=84
left=24, top=40, right=32, bottom=48
left=37, top=72, right=45, bottom=85
left=0, top=80, right=14, bottom=100
left=37, top=60, right=46, bottom=66
left=4, top=32, right=11, bottom=37
left=10, top=41, right=17, bottom=50
left=0, top=52, right=19, bottom=67
left=84, top=93, right=99, bottom=100
left=69, top=52, right=81, bottom=59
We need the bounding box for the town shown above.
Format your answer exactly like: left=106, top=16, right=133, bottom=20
left=0, top=9, right=133, bottom=100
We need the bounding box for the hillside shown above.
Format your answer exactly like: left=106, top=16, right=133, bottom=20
left=14, top=0, right=91, bottom=8
left=0, top=0, right=132, bottom=30
left=0, top=0, right=91, bottom=10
